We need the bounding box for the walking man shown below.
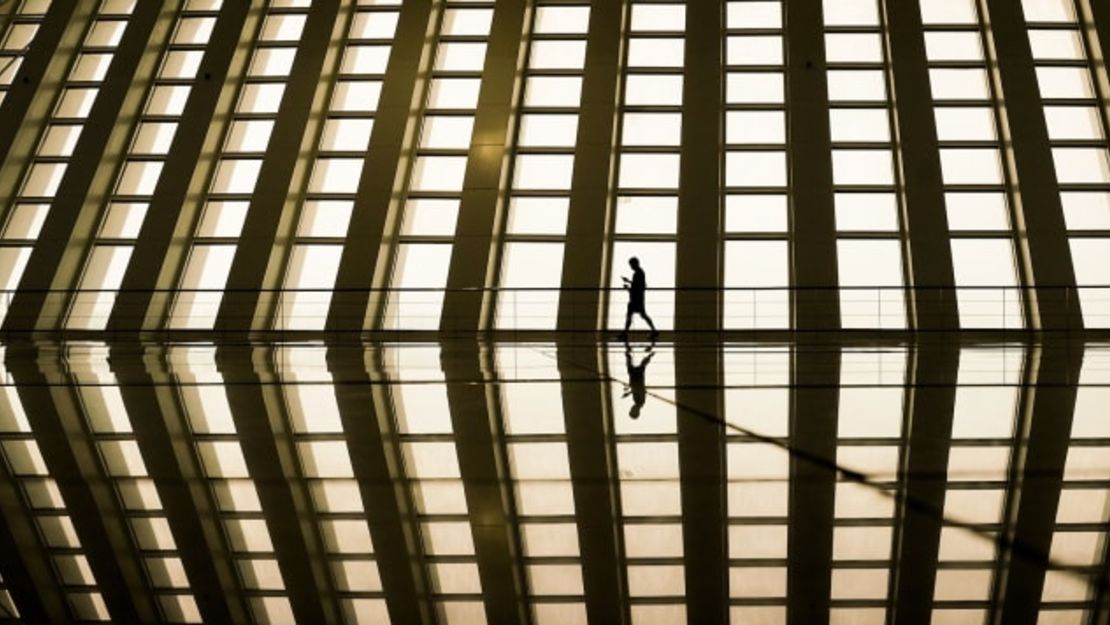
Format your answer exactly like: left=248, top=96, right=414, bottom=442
left=621, top=257, right=658, bottom=340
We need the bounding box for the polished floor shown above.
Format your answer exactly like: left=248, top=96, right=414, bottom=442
left=0, top=338, right=1106, bottom=625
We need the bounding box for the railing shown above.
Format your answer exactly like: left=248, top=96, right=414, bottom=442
left=0, top=285, right=1106, bottom=332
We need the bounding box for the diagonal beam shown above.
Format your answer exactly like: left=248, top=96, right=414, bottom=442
left=215, top=344, right=339, bottom=624
left=557, top=338, right=625, bottom=624
left=4, top=344, right=158, bottom=623
left=441, top=341, right=527, bottom=625
left=328, top=0, right=435, bottom=331
left=891, top=341, right=959, bottom=625
left=977, top=0, right=1084, bottom=331
left=787, top=342, right=839, bottom=624
left=108, top=0, right=260, bottom=331
left=997, top=342, right=1084, bottom=625
left=326, top=343, right=435, bottom=625
left=215, top=0, right=341, bottom=331
left=108, top=342, right=250, bottom=624
left=3, top=0, right=177, bottom=331
left=881, top=0, right=960, bottom=331
left=556, top=0, right=624, bottom=332
left=440, top=0, right=528, bottom=332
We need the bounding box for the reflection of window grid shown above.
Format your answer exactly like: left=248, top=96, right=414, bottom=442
left=274, top=3, right=401, bottom=330
left=68, top=346, right=202, bottom=623
left=932, top=347, right=1023, bottom=623
left=495, top=4, right=592, bottom=330
left=1039, top=347, right=1110, bottom=621
left=606, top=1, right=685, bottom=332
left=385, top=3, right=495, bottom=330
left=0, top=0, right=53, bottom=108
left=0, top=348, right=111, bottom=622
left=920, top=0, right=1025, bottom=329
left=387, top=346, right=488, bottom=624
left=724, top=346, right=790, bottom=622
left=170, top=346, right=296, bottom=625
left=169, top=0, right=311, bottom=329
left=496, top=346, right=587, bottom=624
left=0, top=0, right=136, bottom=325
left=825, top=0, right=908, bottom=329
left=66, top=1, right=220, bottom=331
left=830, top=348, right=907, bottom=623
left=275, top=347, right=389, bottom=623
left=1021, top=0, right=1110, bottom=329
left=607, top=345, right=687, bottom=623
left=724, top=0, right=791, bottom=330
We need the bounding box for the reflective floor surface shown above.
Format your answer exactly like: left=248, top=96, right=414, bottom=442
left=0, top=337, right=1106, bottom=625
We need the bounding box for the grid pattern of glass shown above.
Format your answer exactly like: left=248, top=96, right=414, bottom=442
left=0, top=0, right=53, bottom=108
left=385, top=2, right=496, bottom=330
left=825, top=0, right=908, bottom=329
left=495, top=3, right=592, bottom=330
left=67, top=0, right=222, bottom=330
left=606, top=1, right=685, bottom=332
left=920, top=0, right=1026, bottom=329
left=274, top=0, right=402, bottom=330
left=1020, top=0, right=1110, bottom=328
left=0, top=0, right=137, bottom=325
left=170, top=346, right=297, bottom=624
left=724, top=0, right=791, bottom=329
left=67, top=346, right=203, bottom=622
left=169, top=0, right=311, bottom=329
left=0, top=348, right=111, bottom=621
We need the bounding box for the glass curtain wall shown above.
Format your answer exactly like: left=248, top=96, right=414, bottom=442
left=0, top=0, right=53, bottom=108
left=170, top=346, right=297, bottom=624
left=495, top=4, right=592, bottom=330
left=0, top=349, right=112, bottom=621
left=385, top=3, right=495, bottom=330
left=1019, top=0, right=1110, bottom=328
left=607, top=1, right=685, bottom=332
left=169, top=0, right=310, bottom=329
left=67, top=1, right=222, bottom=330
left=274, top=1, right=402, bottom=330
left=0, top=0, right=137, bottom=325
left=723, top=0, right=791, bottom=330
left=920, top=0, right=1025, bottom=329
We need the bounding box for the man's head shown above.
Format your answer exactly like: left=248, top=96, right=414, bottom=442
left=629, top=257, right=640, bottom=270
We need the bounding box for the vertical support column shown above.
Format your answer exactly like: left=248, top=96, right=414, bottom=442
left=328, top=0, right=434, bottom=331
left=675, top=0, right=722, bottom=333
left=978, top=0, right=1084, bottom=331
left=557, top=339, right=625, bottom=624
left=326, top=344, right=434, bottom=625
left=215, top=0, right=341, bottom=331
left=557, top=0, right=623, bottom=333
left=215, top=345, right=339, bottom=625
left=440, top=0, right=528, bottom=333
left=0, top=457, right=73, bottom=624
left=891, top=342, right=959, bottom=625
left=3, top=1, right=171, bottom=331
left=675, top=340, right=727, bottom=624
left=997, top=343, right=1083, bottom=625
left=787, top=343, right=839, bottom=624
left=882, top=0, right=959, bottom=331
left=0, top=2, right=90, bottom=207
left=785, top=2, right=839, bottom=331
left=108, top=1, right=257, bottom=331
left=1084, top=0, right=1110, bottom=102
left=5, top=345, right=158, bottom=623
left=109, top=343, right=250, bottom=625
left=441, top=342, right=527, bottom=625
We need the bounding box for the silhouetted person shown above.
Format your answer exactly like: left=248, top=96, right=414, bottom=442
left=622, top=344, right=655, bottom=419
left=621, top=257, right=658, bottom=340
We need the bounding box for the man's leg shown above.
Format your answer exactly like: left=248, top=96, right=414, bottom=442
left=641, top=311, right=657, bottom=333
left=623, top=307, right=633, bottom=337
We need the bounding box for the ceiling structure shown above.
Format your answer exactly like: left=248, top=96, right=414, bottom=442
left=0, top=0, right=1107, bottom=335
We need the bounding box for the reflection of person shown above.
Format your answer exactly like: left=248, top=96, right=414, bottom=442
left=621, top=257, right=658, bottom=340
left=622, top=345, right=655, bottom=419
